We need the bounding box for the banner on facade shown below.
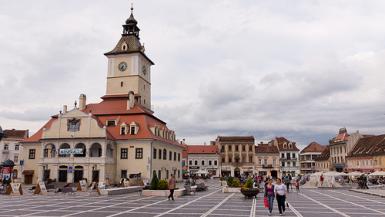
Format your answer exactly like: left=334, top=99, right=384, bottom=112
left=59, top=148, right=83, bottom=155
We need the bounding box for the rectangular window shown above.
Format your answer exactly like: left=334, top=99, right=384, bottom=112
left=281, top=153, right=284, bottom=158
left=281, top=161, right=285, bottom=167
left=120, top=148, right=128, bottom=159
left=229, top=146, right=232, bottom=151
left=135, top=148, right=143, bottom=159
left=209, top=160, right=212, bottom=166
left=178, top=153, right=180, bottom=161
left=259, top=159, right=262, bottom=165
left=189, top=160, right=192, bottom=165
left=174, top=152, right=176, bottom=161
left=273, top=159, right=276, bottom=165
left=249, top=145, right=252, bottom=151
left=169, top=151, right=172, bottom=160
left=195, top=160, right=198, bottom=165
left=214, top=160, right=218, bottom=165
left=202, top=160, right=205, bottom=166
left=264, top=159, right=267, bottom=165
left=235, top=145, right=239, bottom=151
left=121, top=170, right=127, bottom=179
left=14, top=155, right=18, bottom=163
left=293, top=161, right=296, bottom=167
left=242, top=145, right=245, bottom=151
left=166, top=170, right=169, bottom=179
left=29, top=149, right=36, bottom=159
left=292, top=153, right=296, bottom=159
left=221, top=146, right=225, bottom=152
left=15, top=144, right=19, bottom=151
left=153, top=148, right=157, bottom=159
left=158, top=170, right=161, bottom=179
left=287, top=162, right=291, bottom=167
left=159, top=149, right=162, bottom=160
left=43, top=149, right=49, bottom=158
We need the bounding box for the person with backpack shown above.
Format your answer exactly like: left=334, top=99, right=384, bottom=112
left=264, top=178, right=275, bottom=216
left=274, top=178, right=288, bottom=216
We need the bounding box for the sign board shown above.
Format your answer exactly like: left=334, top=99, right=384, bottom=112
left=34, top=181, right=47, bottom=195
left=189, top=166, right=200, bottom=170
left=67, top=166, right=74, bottom=173
left=59, top=148, right=83, bottom=155
left=77, top=180, right=87, bottom=192
left=8, top=183, right=23, bottom=196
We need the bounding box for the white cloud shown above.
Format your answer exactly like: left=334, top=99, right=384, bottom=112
left=1, top=0, right=385, bottom=148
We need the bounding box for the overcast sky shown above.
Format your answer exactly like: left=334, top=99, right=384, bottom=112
left=1, top=0, right=385, bottom=148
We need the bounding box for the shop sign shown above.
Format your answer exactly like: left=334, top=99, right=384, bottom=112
left=189, top=166, right=199, bottom=170
left=59, top=148, right=83, bottom=155
left=222, top=166, right=231, bottom=171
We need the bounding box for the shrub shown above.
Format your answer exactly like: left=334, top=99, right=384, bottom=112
left=150, top=172, right=159, bottom=190
left=243, top=178, right=254, bottom=189
left=158, top=180, right=169, bottom=190
left=227, top=177, right=241, bottom=187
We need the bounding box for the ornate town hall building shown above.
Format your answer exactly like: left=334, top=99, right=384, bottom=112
left=21, top=9, right=183, bottom=185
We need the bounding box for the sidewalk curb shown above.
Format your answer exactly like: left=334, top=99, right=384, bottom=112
left=349, top=189, right=385, bottom=198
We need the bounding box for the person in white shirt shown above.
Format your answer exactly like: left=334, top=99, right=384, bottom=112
left=274, top=178, right=287, bottom=216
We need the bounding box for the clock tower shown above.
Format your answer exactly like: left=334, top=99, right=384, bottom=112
left=104, top=6, right=154, bottom=110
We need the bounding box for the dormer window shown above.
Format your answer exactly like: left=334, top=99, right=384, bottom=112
left=120, top=124, right=127, bottom=135
left=130, top=122, right=139, bottom=135
left=288, top=143, right=292, bottom=149
left=106, top=120, right=116, bottom=127
left=121, top=42, right=128, bottom=51
left=283, top=143, right=287, bottom=149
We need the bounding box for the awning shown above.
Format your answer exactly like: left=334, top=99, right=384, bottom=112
left=22, top=170, right=34, bottom=175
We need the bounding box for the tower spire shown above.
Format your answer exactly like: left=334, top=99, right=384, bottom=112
left=131, top=3, right=133, bottom=14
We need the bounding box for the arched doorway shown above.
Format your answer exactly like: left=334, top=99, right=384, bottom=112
left=74, top=166, right=84, bottom=182
left=234, top=167, right=241, bottom=178
left=58, top=165, right=68, bottom=182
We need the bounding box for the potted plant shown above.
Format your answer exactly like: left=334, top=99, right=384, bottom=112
left=240, top=178, right=259, bottom=198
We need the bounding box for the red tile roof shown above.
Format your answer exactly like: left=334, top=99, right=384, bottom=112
left=274, top=137, right=300, bottom=151
left=23, top=97, right=182, bottom=147
left=3, top=129, right=29, bottom=140
left=347, top=134, right=385, bottom=158
left=255, top=144, right=279, bottom=154
left=300, top=142, right=326, bottom=154
left=186, top=145, right=218, bottom=154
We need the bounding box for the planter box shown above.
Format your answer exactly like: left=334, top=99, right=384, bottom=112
left=99, top=186, right=143, bottom=196
left=142, top=188, right=185, bottom=197
left=222, top=187, right=241, bottom=193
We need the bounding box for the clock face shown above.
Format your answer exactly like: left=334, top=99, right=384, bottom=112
left=118, top=62, right=127, bottom=71
left=142, top=65, right=147, bottom=75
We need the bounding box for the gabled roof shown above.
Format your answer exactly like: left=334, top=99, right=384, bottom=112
left=255, top=144, right=279, bottom=154
left=274, top=137, right=299, bottom=151
left=300, top=142, right=326, bottom=154
left=22, top=97, right=181, bottom=147
left=347, top=134, right=385, bottom=158
left=314, top=145, right=330, bottom=161
left=187, top=145, right=218, bottom=154
left=3, top=129, right=29, bottom=140
left=216, top=136, right=254, bottom=143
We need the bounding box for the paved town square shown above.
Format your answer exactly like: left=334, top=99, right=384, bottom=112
left=0, top=180, right=384, bottom=217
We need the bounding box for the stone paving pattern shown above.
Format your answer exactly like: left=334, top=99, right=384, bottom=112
left=1, top=181, right=385, bottom=217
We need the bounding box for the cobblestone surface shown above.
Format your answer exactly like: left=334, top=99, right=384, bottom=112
left=1, top=181, right=385, bottom=217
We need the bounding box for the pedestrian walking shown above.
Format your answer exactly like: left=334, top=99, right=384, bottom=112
left=274, top=178, right=287, bottom=216
left=168, top=174, right=176, bottom=201
left=283, top=175, right=290, bottom=192
left=264, top=179, right=275, bottom=216
left=320, top=174, right=324, bottom=187
left=295, top=178, right=300, bottom=193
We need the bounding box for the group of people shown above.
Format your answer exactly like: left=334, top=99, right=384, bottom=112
left=264, top=178, right=288, bottom=216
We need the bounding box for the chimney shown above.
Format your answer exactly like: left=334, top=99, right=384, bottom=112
left=63, top=105, right=68, bottom=113
left=79, top=94, right=86, bottom=110
left=127, top=91, right=135, bottom=110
